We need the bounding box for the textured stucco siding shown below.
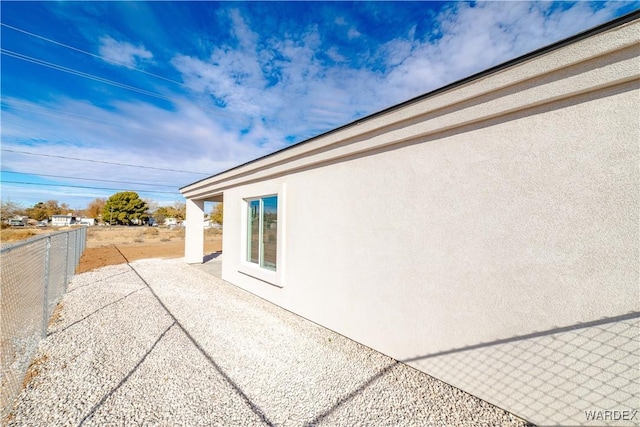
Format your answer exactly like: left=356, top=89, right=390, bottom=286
left=220, top=80, right=639, bottom=426
left=185, top=18, right=640, bottom=426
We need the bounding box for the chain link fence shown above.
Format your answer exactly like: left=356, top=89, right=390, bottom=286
left=1, top=227, right=87, bottom=421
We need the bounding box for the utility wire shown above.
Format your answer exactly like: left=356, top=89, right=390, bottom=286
left=3, top=100, right=214, bottom=141
left=1, top=149, right=211, bottom=175
left=2, top=100, right=150, bottom=134
left=2, top=181, right=181, bottom=195
left=1, top=170, right=177, bottom=188
left=3, top=100, right=216, bottom=141
left=2, top=101, right=174, bottom=137
left=1, top=49, right=180, bottom=103
left=4, top=99, right=134, bottom=126
left=0, top=22, right=187, bottom=87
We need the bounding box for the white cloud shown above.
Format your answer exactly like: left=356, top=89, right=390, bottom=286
left=98, top=36, right=154, bottom=67
left=3, top=1, right=632, bottom=209
left=0, top=95, right=268, bottom=207
left=333, top=15, right=361, bottom=39
left=334, top=17, right=347, bottom=26
left=326, top=47, right=348, bottom=63
left=376, top=1, right=627, bottom=105
left=171, top=2, right=629, bottom=150
left=172, top=14, right=381, bottom=143
left=228, top=8, right=259, bottom=50
left=347, top=28, right=362, bottom=39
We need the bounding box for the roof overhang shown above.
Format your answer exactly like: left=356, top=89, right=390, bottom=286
left=181, top=12, right=640, bottom=201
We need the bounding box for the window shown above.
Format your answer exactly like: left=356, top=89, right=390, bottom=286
left=246, top=195, right=278, bottom=271
left=239, top=186, right=285, bottom=287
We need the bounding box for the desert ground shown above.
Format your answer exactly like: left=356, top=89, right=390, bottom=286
left=1, top=225, right=222, bottom=273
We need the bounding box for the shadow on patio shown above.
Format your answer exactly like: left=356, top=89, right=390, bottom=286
left=6, top=257, right=531, bottom=427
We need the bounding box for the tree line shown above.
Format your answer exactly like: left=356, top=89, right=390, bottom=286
left=1, top=191, right=223, bottom=226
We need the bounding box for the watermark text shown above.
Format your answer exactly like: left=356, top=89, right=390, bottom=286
left=585, top=410, right=637, bottom=422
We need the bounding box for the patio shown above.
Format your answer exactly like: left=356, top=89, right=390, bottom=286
left=6, top=257, right=530, bottom=426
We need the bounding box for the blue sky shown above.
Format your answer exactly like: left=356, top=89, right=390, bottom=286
left=2, top=1, right=638, bottom=211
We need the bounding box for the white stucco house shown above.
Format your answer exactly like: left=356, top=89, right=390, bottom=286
left=181, top=14, right=639, bottom=427
left=50, top=214, right=76, bottom=227
left=77, top=217, right=96, bottom=226
left=163, top=217, right=179, bottom=227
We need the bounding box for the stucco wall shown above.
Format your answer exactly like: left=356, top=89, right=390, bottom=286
left=220, top=75, right=638, bottom=427
left=223, top=84, right=640, bottom=424
left=183, top=18, right=640, bottom=426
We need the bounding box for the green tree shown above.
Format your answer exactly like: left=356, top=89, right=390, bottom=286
left=25, top=200, right=69, bottom=221
left=153, top=206, right=171, bottom=225
left=210, top=203, right=223, bottom=226
left=25, top=202, right=49, bottom=221
left=103, top=191, right=149, bottom=225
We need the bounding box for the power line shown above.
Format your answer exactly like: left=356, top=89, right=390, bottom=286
left=3, top=99, right=134, bottom=126
left=1, top=149, right=211, bottom=175
left=2, top=180, right=181, bottom=195
left=1, top=49, right=180, bottom=103
left=2, top=100, right=150, bottom=134
left=0, top=22, right=187, bottom=87
left=3, top=100, right=216, bottom=142
left=1, top=170, right=177, bottom=188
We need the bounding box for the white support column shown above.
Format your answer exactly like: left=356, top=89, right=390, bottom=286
left=185, top=198, right=205, bottom=264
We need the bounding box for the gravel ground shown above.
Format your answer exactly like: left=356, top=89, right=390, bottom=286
left=6, top=258, right=532, bottom=426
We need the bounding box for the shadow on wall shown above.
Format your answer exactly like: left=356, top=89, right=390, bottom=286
left=402, top=312, right=640, bottom=426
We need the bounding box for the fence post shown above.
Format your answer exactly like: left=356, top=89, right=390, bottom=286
left=64, top=231, right=70, bottom=288
left=67, top=231, right=73, bottom=292
left=42, top=236, right=51, bottom=337
left=75, top=230, right=79, bottom=266
left=72, top=230, right=77, bottom=284
left=78, top=229, right=82, bottom=264
left=74, top=229, right=80, bottom=275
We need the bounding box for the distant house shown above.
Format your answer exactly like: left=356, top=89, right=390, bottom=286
left=77, top=218, right=96, bottom=226
left=51, top=214, right=76, bottom=227
left=180, top=14, right=639, bottom=427
left=164, top=218, right=178, bottom=226
left=7, top=217, right=25, bottom=227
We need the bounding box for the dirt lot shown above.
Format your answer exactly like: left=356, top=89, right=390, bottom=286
left=1, top=226, right=222, bottom=273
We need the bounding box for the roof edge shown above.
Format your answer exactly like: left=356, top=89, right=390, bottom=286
left=181, top=9, right=640, bottom=192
